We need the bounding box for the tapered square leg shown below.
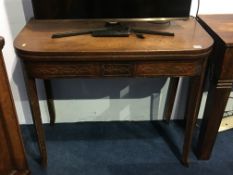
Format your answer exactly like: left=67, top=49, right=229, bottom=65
left=25, top=77, right=47, bottom=167
left=182, top=75, right=205, bottom=165
left=44, top=80, right=56, bottom=125
left=163, top=77, right=179, bottom=122
left=197, top=82, right=232, bottom=159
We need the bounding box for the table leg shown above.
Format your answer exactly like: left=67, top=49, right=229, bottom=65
left=44, top=80, right=55, bottom=125
left=163, top=77, right=179, bottom=122
left=197, top=82, right=232, bottom=159
left=25, top=77, right=47, bottom=167
left=182, top=75, right=204, bottom=165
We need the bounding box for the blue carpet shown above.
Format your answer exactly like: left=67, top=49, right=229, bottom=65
left=21, top=121, right=233, bottom=175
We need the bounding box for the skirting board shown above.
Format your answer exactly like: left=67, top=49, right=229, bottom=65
left=219, top=116, right=233, bottom=132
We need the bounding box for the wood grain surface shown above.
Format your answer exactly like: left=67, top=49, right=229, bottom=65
left=198, top=15, right=233, bottom=47
left=14, top=18, right=213, bottom=61
left=0, top=36, right=30, bottom=174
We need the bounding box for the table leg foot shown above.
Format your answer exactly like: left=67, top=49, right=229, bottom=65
left=41, top=155, right=48, bottom=168
left=181, top=156, right=189, bottom=167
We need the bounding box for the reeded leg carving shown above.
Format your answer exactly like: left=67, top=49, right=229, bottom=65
left=44, top=80, right=56, bottom=125
left=197, top=80, right=232, bottom=160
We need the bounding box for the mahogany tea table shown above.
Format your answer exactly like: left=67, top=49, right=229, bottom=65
left=14, top=18, right=213, bottom=166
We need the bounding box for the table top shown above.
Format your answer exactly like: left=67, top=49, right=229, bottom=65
left=198, top=14, right=233, bottom=47
left=14, top=18, right=213, bottom=61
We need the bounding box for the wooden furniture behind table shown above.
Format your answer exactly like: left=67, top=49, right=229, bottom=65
left=14, top=18, right=213, bottom=167
left=0, top=37, right=30, bottom=175
left=196, top=14, right=233, bottom=160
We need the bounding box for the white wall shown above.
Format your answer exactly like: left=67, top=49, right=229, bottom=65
left=0, top=0, right=233, bottom=124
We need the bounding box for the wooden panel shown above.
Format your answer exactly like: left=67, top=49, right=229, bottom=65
left=0, top=36, right=29, bottom=174
left=25, top=62, right=101, bottom=78
left=26, top=62, right=134, bottom=78
left=135, top=60, right=202, bottom=77
left=26, top=59, right=204, bottom=78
